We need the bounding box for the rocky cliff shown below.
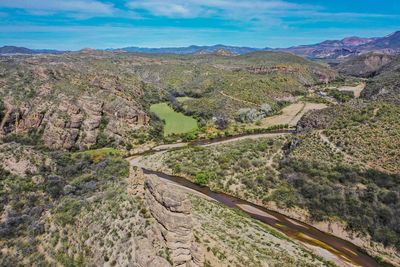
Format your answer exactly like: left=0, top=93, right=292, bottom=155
left=336, top=52, right=395, bottom=77
left=0, top=54, right=149, bottom=150
left=144, top=175, right=203, bottom=267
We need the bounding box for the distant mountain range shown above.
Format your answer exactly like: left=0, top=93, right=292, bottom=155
left=0, top=46, right=63, bottom=55
left=106, top=44, right=260, bottom=55
left=281, top=31, right=400, bottom=59
left=1, top=31, right=399, bottom=59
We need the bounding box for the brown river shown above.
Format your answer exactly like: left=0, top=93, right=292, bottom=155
left=129, top=132, right=387, bottom=267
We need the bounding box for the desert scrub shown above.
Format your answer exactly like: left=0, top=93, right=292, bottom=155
left=0, top=142, right=131, bottom=266
left=282, top=149, right=400, bottom=250
left=299, top=100, right=400, bottom=173
left=287, top=102, right=400, bottom=248
left=157, top=137, right=287, bottom=200
left=325, top=102, right=400, bottom=173
left=191, top=195, right=334, bottom=267
left=53, top=197, right=85, bottom=226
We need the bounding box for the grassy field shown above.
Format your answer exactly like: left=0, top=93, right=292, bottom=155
left=150, top=102, right=198, bottom=136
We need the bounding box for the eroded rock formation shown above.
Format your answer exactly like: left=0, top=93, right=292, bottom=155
left=144, top=175, right=203, bottom=267
left=0, top=96, right=148, bottom=150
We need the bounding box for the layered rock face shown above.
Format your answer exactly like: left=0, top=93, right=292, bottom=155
left=0, top=97, right=148, bottom=150
left=0, top=55, right=149, bottom=150
left=144, top=176, right=203, bottom=267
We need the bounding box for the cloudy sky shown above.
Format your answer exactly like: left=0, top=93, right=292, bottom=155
left=0, top=0, right=399, bottom=50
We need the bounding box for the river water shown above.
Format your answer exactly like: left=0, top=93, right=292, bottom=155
left=141, top=168, right=382, bottom=267
left=128, top=130, right=386, bottom=267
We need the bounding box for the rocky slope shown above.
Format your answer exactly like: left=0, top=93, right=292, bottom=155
left=336, top=52, right=396, bottom=77
left=361, top=56, right=400, bottom=104
left=1, top=140, right=338, bottom=266
left=281, top=31, right=400, bottom=59
left=0, top=51, right=336, bottom=150
left=0, top=53, right=150, bottom=150
left=0, top=146, right=172, bottom=267
left=333, top=51, right=400, bottom=103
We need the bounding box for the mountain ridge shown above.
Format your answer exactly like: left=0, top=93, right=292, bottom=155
left=0, top=45, right=63, bottom=55
left=1, top=30, right=399, bottom=58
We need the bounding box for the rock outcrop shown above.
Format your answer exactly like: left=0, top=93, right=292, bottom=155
left=0, top=96, right=148, bottom=150
left=0, top=55, right=149, bottom=151
left=336, top=52, right=395, bottom=77
left=144, top=175, right=203, bottom=267
left=127, top=166, right=146, bottom=196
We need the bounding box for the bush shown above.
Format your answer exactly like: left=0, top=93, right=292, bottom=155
left=328, top=89, right=353, bottom=103
left=4, top=130, right=43, bottom=146
left=194, top=171, right=217, bottom=186
left=214, top=115, right=229, bottom=130
left=53, top=197, right=84, bottom=226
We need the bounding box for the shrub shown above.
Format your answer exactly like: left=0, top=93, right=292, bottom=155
left=53, top=197, right=84, bottom=226
left=194, top=171, right=217, bottom=186
left=214, top=115, right=229, bottom=130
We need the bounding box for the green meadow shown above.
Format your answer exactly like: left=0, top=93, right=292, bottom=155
left=150, top=103, right=198, bottom=136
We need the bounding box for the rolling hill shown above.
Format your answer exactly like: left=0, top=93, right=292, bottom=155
left=0, top=50, right=336, bottom=151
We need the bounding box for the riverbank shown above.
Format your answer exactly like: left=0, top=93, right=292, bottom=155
left=129, top=129, right=400, bottom=267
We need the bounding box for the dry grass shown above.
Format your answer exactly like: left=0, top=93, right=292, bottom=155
left=337, top=82, right=366, bottom=98
left=250, top=102, right=327, bottom=129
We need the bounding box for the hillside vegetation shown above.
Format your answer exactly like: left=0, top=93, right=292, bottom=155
left=143, top=100, right=400, bottom=260
left=362, top=56, right=400, bottom=104
left=0, top=51, right=336, bottom=151
left=336, top=52, right=395, bottom=77
left=297, top=100, right=399, bottom=173
left=0, top=144, right=146, bottom=266
left=142, top=137, right=286, bottom=203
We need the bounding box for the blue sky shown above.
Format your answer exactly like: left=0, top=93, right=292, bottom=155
left=0, top=0, right=399, bottom=50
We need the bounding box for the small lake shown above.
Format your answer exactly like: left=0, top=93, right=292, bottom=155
left=150, top=103, right=198, bottom=136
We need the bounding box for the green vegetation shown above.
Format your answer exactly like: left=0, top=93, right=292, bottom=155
left=150, top=102, right=198, bottom=136
left=153, top=101, right=400, bottom=252
left=0, top=144, right=132, bottom=266
left=151, top=137, right=287, bottom=202
left=3, top=129, right=44, bottom=147
left=328, top=89, right=354, bottom=103
left=194, top=171, right=215, bottom=186
left=73, top=147, right=122, bottom=159
left=191, top=195, right=336, bottom=267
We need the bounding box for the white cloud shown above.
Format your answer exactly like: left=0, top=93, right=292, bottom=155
left=126, top=0, right=313, bottom=19
left=125, top=0, right=395, bottom=29
left=0, top=0, right=116, bottom=17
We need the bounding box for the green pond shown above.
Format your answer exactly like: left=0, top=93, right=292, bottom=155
left=150, top=103, right=198, bottom=136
